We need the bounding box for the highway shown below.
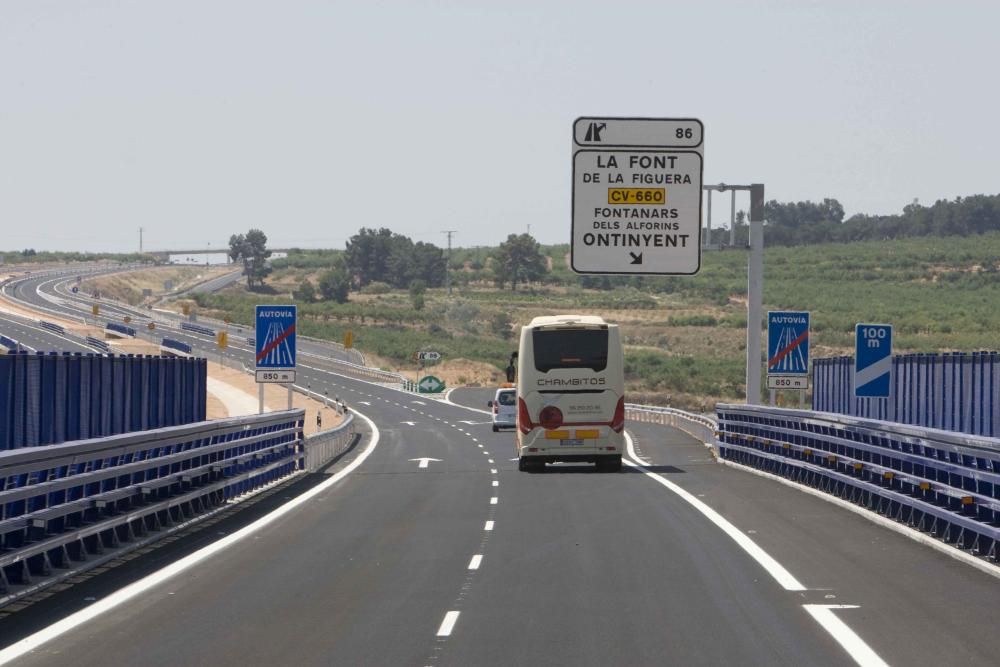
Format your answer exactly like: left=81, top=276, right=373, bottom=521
left=2, top=270, right=361, bottom=367
left=1, top=271, right=999, bottom=665
left=168, top=268, right=244, bottom=297
left=0, top=314, right=94, bottom=354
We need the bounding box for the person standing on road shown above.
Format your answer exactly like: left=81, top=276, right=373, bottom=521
left=316, top=411, right=322, bottom=430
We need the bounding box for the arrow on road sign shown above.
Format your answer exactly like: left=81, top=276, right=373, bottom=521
left=418, top=376, right=445, bottom=393
left=629, top=252, right=643, bottom=265
left=401, top=421, right=416, bottom=426
left=409, top=458, right=442, bottom=469
left=358, top=401, right=371, bottom=406
left=411, top=400, right=426, bottom=405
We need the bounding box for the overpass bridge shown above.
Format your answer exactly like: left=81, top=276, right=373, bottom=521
left=0, top=267, right=998, bottom=666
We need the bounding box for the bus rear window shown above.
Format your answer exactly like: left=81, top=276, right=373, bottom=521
left=532, top=329, right=608, bottom=372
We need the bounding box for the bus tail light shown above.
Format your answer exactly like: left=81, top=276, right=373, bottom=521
left=611, top=397, right=626, bottom=433
left=518, top=398, right=533, bottom=434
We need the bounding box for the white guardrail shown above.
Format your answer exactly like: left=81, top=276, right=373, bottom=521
left=302, top=413, right=357, bottom=472
left=625, top=403, right=718, bottom=448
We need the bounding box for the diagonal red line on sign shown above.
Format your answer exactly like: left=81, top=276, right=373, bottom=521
left=768, top=329, right=809, bottom=368
left=256, top=324, right=295, bottom=363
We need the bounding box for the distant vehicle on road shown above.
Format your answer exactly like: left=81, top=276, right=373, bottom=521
left=509, top=315, right=625, bottom=472
left=487, top=387, right=516, bottom=432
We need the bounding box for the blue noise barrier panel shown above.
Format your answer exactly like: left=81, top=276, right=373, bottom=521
left=813, top=352, right=999, bottom=437
left=0, top=352, right=206, bottom=451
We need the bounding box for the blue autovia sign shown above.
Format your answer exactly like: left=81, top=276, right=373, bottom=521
left=767, top=311, right=810, bottom=375
left=855, top=323, right=892, bottom=398
left=255, top=305, right=297, bottom=369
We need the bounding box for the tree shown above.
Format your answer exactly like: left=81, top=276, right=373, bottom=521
left=294, top=279, right=316, bottom=302
left=492, top=233, right=546, bottom=291
left=344, top=228, right=395, bottom=287
left=318, top=267, right=350, bottom=303
left=409, top=279, right=427, bottom=310
left=229, top=229, right=272, bottom=289
left=409, top=241, right=447, bottom=287
left=345, top=228, right=447, bottom=288
left=244, top=228, right=272, bottom=289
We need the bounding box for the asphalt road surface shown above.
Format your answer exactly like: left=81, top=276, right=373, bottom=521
left=0, top=314, right=94, bottom=354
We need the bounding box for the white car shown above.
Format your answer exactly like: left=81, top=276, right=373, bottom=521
left=488, top=388, right=517, bottom=432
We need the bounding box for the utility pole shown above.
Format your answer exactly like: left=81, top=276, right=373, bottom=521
left=139, top=227, right=143, bottom=253
left=442, top=230, right=456, bottom=295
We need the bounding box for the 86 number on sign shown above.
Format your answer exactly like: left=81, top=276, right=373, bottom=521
left=676, top=128, right=693, bottom=139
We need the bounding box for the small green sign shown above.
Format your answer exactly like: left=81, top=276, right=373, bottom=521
left=418, top=375, right=446, bottom=394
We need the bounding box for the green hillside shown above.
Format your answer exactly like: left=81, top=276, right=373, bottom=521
left=190, top=232, right=1000, bottom=411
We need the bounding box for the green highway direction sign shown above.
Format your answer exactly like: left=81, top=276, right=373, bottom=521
left=418, top=375, right=446, bottom=394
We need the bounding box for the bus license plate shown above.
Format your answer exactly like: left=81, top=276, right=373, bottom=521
left=560, top=439, right=584, bottom=446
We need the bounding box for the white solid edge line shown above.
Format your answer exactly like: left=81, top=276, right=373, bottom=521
left=624, top=427, right=651, bottom=466
left=468, top=555, right=483, bottom=570
left=626, top=432, right=891, bottom=667
left=717, top=458, right=1000, bottom=581
left=484, top=521, right=494, bottom=531
left=440, top=391, right=492, bottom=415
left=436, top=611, right=460, bottom=637
left=802, top=605, right=889, bottom=667
left=0, top=408, right=382, bottom=665
left=623, top=432, right=805, bottom=591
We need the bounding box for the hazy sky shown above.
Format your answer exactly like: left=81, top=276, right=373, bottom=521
left=2, top=1, right=998, bottom=253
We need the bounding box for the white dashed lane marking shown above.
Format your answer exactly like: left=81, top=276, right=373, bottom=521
left=437, top=611, right=460, bottom=637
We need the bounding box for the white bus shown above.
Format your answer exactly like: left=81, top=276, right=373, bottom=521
left=507, top=315, right=625, bottom=472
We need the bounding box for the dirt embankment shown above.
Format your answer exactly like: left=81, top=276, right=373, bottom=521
left=205, top=362, right=344, bottom=436
left=81, top=266, right=234, bottom=306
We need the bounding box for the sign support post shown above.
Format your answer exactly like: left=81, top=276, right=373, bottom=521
left=259, top=383, right=265, bottom=415
left=747, top=184, right=765, bottom=405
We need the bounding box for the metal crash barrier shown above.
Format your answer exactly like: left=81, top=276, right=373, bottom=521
left=0, top=409, right=305, bottom=604
left=303, top=413, right=357, bottom=472
left=626, top=403, right=717, bottom=448
left=716, top=404, right=1000, bottom=562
